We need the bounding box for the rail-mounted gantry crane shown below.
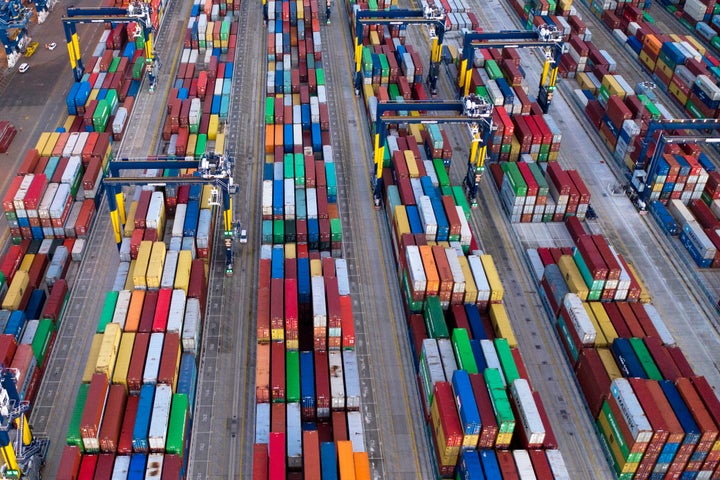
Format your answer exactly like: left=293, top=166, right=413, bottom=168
left=62, top=2, right=159, bottom=89
left=458, top=25, right=563, bottom=113
left=352, top=6, right=447, bottom=95
left=369, top=95, right=494, bottom=206
left=0, top=0, right=32, bottom=68
left=104, top=152, right=240, bottom=275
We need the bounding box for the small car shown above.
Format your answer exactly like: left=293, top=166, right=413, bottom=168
left=47, top=42, right=57, bottom=51
left=239, top=229, right=248, bottom=244
left=18, top=63, right=29, bottom=73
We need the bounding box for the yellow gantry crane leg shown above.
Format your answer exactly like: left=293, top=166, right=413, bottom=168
left=116, top=192, right=126, bottom=225
left=0, top=444, right=19, bottom=474
left=374, top=133, right=384, bottom=181
left=458, top=58, right=468, bottom=89
left=224, top=197, right=233, bottom=232
left=66, top=32, right=81, bottom=71
left=145, top=32, right=154, bottom=62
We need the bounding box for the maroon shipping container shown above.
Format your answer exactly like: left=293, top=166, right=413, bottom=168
left=441, top=195, right=462, bottom=237
left=643, top=336, right=682, bottom=381
left=690, top=199, right=720, bottom=229
left=332, top=411, right=348, bottom=443
left=602, top=303, right=631, bottom=338
left=531, top=390, right=558, bottom=450
left=315, top=350, right=330, bottom=419
left=138, top=290, right=158, bottom=333
left=56, top=445, right=82, bottom=480
left=93, top=453, right=115, bottom=480
left=127, top=333, right=150, bottom=395
left=325, top=277, right=341, bottom=329
left=565, top=215, right=586, bottom=245
left=666, top=346, right=696, bottom=377
left=80, top=373, right=110, bottom=449
left=449, top=306, right=471, bottom=335
left=270, top=278, right=284, bottom=332
left=18, top=149, right=40, bottom=176
left=271, top=402, right=285, bottom=434
left=117, top=395, right=139, bottom=455
left=409, top=314, right=428, bottom=367
left=576, top=235, right=608, bottom=281
left=630, top=378, right=671, bottom=478
left=187, top=259, right=207, bottom=307
left=75, top=199, right=96, bottom=238
left=161, top=454, right=183, bottom=480
left=511, top=348, right=531, bottom=386
left=271, top=341, right=286, bottom=402
left=616, top=302, right=645, bottom=338
left=252, top=444, right=269, bottom=480
left=98, top=384, right=127, bottom=453
left=468, top=373, right=499, bottom=449
left=41, top=278, right=68, bottom=322
left=0, top=335, right=17, bottom=366
left=590, top=235, right=621, bottom=281
left=158, top=333, right=181, bottom=389
left=574, top=348, right=610, bottom=417
left=675, top=377, right=719, bottom=449
left=26, top=253, right=48, bottom=290
left=134, top=190, right=152, bottom=229
left=496, top=450, right=520, bottom=479
left=528, top=448, right=554, bottom=479
left=82, top=157, right=102, bottom=192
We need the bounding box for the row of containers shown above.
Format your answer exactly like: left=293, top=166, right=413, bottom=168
left=528, top=217, right=720, bottom=478
left=253, top=0, right=373, bottom=479
left=56, top=186, right=211, bottom=479
left=0, top=11, right=166, bottom=477
left=53, top=0, right=241, bottom=475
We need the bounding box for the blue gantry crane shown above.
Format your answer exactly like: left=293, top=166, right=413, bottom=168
left=0, top=369, right=49, bottom=480
left=0, top=0, right=32, bottom=68
left=62, top=2, right=158, bottom=88
left=353, top=6, right=446, bottom=95
left=458, top=25, right=563, bottom=113
left=369, top=95, right=494, bottom=206
left=627, top=118, right=720, bottom=211
left=104, top=152, right=240, bottom=275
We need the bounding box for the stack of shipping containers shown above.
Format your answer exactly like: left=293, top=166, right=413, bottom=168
left=253, top=0, right=372, bottom=477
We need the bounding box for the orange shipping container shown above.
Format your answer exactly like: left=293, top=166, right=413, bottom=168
left=303, top=430, right=321, bottom=479
left=256, top=343, right=270, bottom=403
left=124, top=290, right=145, bottom=332
left=419, top=245, right=440, bottom=296
left=265, top=125, right=275, bottom=154
left=353, top=452, right=371, bottom=480
left=336, top=440, right=355, bottom=480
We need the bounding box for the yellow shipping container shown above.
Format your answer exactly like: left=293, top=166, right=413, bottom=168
left=457, top=256, right=478, bottom=305
left=63, top=116, right=76, bottom=132
left=133, top=241, right=153, bottom=290
left=598, top=410, right=639, bottom=474
left=369, top=30, right=380, bottom=46
left=200, top=184, right=214, bottom=210
left=576, top=72, right=597, bottom=94
left=95, top=323, right=122, bottom=379
left=296, top=0, right=304, bottom=20
left=187, top=134, right=197, bottom=158
left=654, top=58, right=674, bottom=81
left=124, top=201, right=138, bottom=238
left=205, top=22, right=214, bottom=42
left=215, top=132, right=225, bottom=155
left=286, top=339, right=298, bottom=350
left=583, top=303, right=607, bottom=347
left=403, top=150, right=419, bottom=178
left=639, top=50, right=656, bottom=72
left=207, top=114, right=219, bottom=141
left=685, top=36, right=706, bottom=55
left=2, top=271, right=29, bottom=311
left=409, top=124, right=424, bottom=144
left=174, top=250, right=192, bottom=294
left=125, top=260, right=136, bottom=290
left=480, top=255, right=504, bottom=302
left=271, top=327, right=284, bottom=341
left=35, top=132, right=51, bottom=155
left=447, top=44, right=458, bottom=64
left=362, top=85, right=374, bottom=110
left=284, top=243, right=296, bottom=259
left=146, top=241, right=166, bottom=290
left=82, top=334, right=104, bottom=383
left=310, top=259, right=322, bottom=277
left=558, top=255, right=589, bottom=301
left=18, top=254, right=34, bottom=273
left=489, top=303, right=518, bottom=348
left=43, top=132, right=60, bottom=158
left=394, top=205, right=411, bottom=241
left=589, top=302, right=618, bottom=344
left=597, top=347, right=623, bottom=381
left=88, top=89, right=99, bottom=102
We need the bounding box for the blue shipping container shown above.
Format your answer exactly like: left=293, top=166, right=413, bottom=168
left=459, top=450, right=485, bottom=479
left=465, top=304, right=487, bottom=340
left=128, top=453, right=147, bottom=480
left=406, top=205, right=423, bottom=235
left=320, top=442, right=338, bottom=480
left=479, top=449, right=502, bottom=478
left=271, top=246, right=284, bottom=279
left=177, top=353, right=197, bottom=415
left=451, top=369, right=482, bottom=435
left=264, top=163, right=274, bottom=181
left=430, top=196, right=449, bottom=241
left=659, top=380, right=701, bottom=445
left=611, top=338, right=647, bottom=379
left=132, top=384, right=155, bottom=452
left=300, top=351, right=315, bottom=419
left=470, top=339, right=488, bottom=372
left=650, top=201, right=679, bottom=236
left=297, top=258, right=311, bottom=304
left=74, top=82, right=91, bottom=112
left=24, top=289, right=47, bottom=321
left=183, top=200, right=200, bottom=237
left=67, top=83, right=80, bottom=115
left=5, top=311, right=26, bottom=341
left=421, top=176, right=439, bottom=199
left=308, top=219, right=319, bottom=249
left=273, top=180, right=284, bottom=217
left=188, top=185, right=202, bottom=201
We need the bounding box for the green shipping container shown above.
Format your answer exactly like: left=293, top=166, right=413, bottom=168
left=528, top=163, right=549, bottom=196
left=440, top=186, right=453, bottom=197
left=195, top=134, right=207, bottom=158
left=31, top=318, right=55, bottom=368
left=262, top=220, right=273, bottom=244
left=500, top=162, right=528, bottom=196
left=316, top=68, right=325, bottom=86
left=379, top=55, right=389, bottom=77
left=424, top=296, right=449, bottom=339
left=628, top=338, right=663, bottom=381
left=265, top=97, right=274, bottom=124
left=67, top=383, right=90, bottom=450
left=273, top=219, right=285, bottom=244
left=330, top=219, right=342, bottom=243
left=132, top=56, right=145, bottom=80
left=637, top=95, right=661, bottom=119
left=433, top=159, right=450, bottom=187
left=326, top=163, right=337, bottom=198
left=494, top=338, right=520, bottom=385
left=598, top=400, right=642, bottom=464
left=484, top=368, right=515, bottom=433
left=135, top=36, right=145, bottom=50
left=484, top=60, right=503, bottom=80
left=572, top=249, right=605, bottom=291
left=451, top=328, right=478, bottom=374
left=284, top=154, right=294, bottom=179
left=97, top=290, right=119, bottom=333
left=388, top=83, right=400, bottom=101
left=402, top=270, right=424, bottom=314
left=294, top=154, right=305, bottom=186
left=109, top=57, right=121, bottom=74
left=166, top=393, right=189, bottom=455
left=93, top=100, right=110, bottom=132
left=286, top=350, right=300, bottom=403
left=451, top=186, right=471, bottom=221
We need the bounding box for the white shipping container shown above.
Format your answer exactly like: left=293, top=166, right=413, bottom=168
left=148, top=384, right=173, bottom=452
left=255, top=403, right=270, bottom=443
left=312, top=276, right=327, bottom=328
left=410, top=178, right=425, bottom=206
left=49, top=183, right=71, bottom=220
left=445, top=248, right=466, bottom=294
left=641, top=304, right=676, bottom=347
left=112, top=262, right=130, bottom=292
left=146, top=192, right=165, bottom=230
left=512, top=450, right=538, bottom=480
left=71, top=238, right=86, bottom=261
left=72, top=132, right=89, bottom=157
left=545, top=450, right=571, bottom=480
left=143, top=333, right=164, bottom=385
left=196, top=209, right=212, bottom=249
left=172, top=204, right=187, bottom=238
left=347, top=411, right=365, bottom=452
left=111, top=455, right=130, bottom=480
left=167, top=289, right=187, bottom=333
left=418, top=196, right=438, bottom=240
left=144, top=453, right=164, bottom=480
left=329, top=351, right=345, bottom=410
left=161, top=251, right=179, bottom=290
left=424, top=160, right=439, bottom=186
left=511, top=379, right=546, bottom=447
left=609, top=378, right=653, bottom=443
left=420, top=339, right=446, bottom=412
left=306, top=188, right=318, bottom=219
left=456, top=206, right=471, bottom=245
left=63, top=201, right=82, bottom=238
left=406, top=246, right=427, bottom=295
left=335, top=259, right=350, bottom=296
left=262, top=180, right=273, bottom=219
left=343, top=350, right=361, bottom=410
left=683, top=221, right=716, bottom=259
left=437, top=338, right=458, bottom=383
left=119, top=237, right=132, bottom=263
left=284, top=178, right=295, bottom=218
left=668, top=199, right=695, bottom=225
left=480, top=340, right=505, bottom=386
left=562, top=293, right=597, bottom=345
left=169, top=236, right=182, bottom=252
left=287, top=402, right=303, bottom=469
left=468, top=255, right=491, bottom=304
left=38, top=183, right=59, bottom=219
left=527, top=249, right=545, bottom=282
left=20, top=320, right=39, bottom=345
left=61, top=156, right=82, bottom=185
left=182, top=298, right=201, bottom=354
left=13, top=175, right=34, bottom=211
left=260, top=244, right=272, bottom=260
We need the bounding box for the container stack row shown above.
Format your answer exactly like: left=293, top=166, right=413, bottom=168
left=529, top=219, right=720, bottom=478
left=57, top=187, right=210, bottom=479
left=488, top=159, right=592, bottom=222
left=253, top=0, right=373, bottom=478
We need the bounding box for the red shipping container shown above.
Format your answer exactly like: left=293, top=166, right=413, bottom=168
left=643, top=336, right=682, bottom=381
left=468, top=373, right=499, bottom=449
left=603, top=303, right=632, bottom=338
left=496, top=450, right=520, bottom=478
left=667, top=346, right=696, bottom=377
left=315, top=350, right=330, bottom=419
left=134, top=190, right=152, bottom=229
left=57, top=445, right=82, bottom=480
left=630, top=378, right=671, bottom=478
left=94, top=454, right=115, bottom=480
left=26, top=253, right=48, bottom=290
left=127, top=333, right=150, bottom=394
left=576, top=235, right=609, bottom=280
left=152, top=288, right=172, bottom=332
left=117, top=395, right=139, bottom=455
left=138, top=290, right=158, bottom=333
left=80, top=373, right=110, bottom=448
left=675, top=377, right=719, bottom=447
left=565, top=216, right=587, bottom=244
left=271, top=341, right=286, bottom=402
left=98, top=384, right=127, bottom=453
left=161, top=455, right=183, bottom=480
left=158, top=332, right=181, bottom=389
left=75, top=199, right=96, bottom=238
left=528, top=448, right=554, bottom=479
left=0, top=335, right=17, bottom=366
left=690, top=199, right=720, bottom=229
left=574, top=348, right=610, bottom=417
